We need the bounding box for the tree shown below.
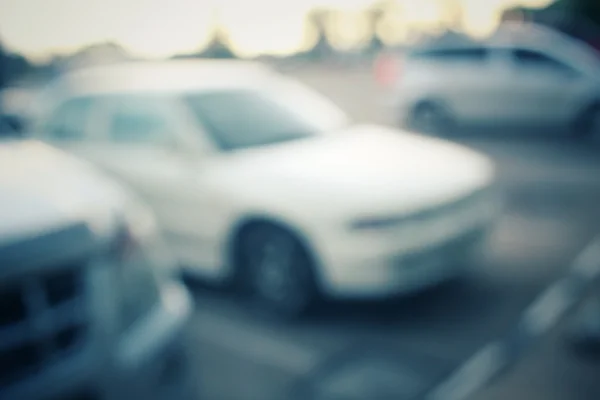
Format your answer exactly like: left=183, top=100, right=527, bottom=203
left=501, top=6, right=532, bottom=23
left=199, top=26, right=236, bottom=59
left=500, top=1, right=600, bottom=51
left=62, top=42, right=131, bottom=70
left=548, top=0, right=600, bottom=26
left=305, top=8, right=335, bottom=60
left=365, top=3, right=386, bottom=54
left=195, top=8, right=236, bottom=59
left=0, top=42, right=32, bottom=88
left=0, top=42, right=6, bottom=89
left=534, top=0, right=600, bottom=50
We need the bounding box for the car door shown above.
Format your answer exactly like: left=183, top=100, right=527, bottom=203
left=503, top=47, right=587, bottom=126
left=78, top=94, right=225, bottom=278
left=99, top=94, right=229, bottom=276
left=416, top=47, right=510, bottom=124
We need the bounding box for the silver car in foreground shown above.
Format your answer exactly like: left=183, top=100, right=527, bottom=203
left=0, top=138, right=194, bottom=399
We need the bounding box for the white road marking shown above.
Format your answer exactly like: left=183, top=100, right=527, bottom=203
left=572, top=238, right=600, bottom=279
left=427, top=343, right=506, bottom=400
left=186, top=234, right=600, bottom=399
left=521, top=281, right=575, bottom=338
left=428, top=233, right=600, bottom=400
left=189, top=311, right=320, bottom=375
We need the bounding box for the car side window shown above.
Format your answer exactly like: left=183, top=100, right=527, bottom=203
left=411, top=47, right=489, bottom=63
left=44, top=97, right=93, bottom=141
left=512, top=49, right=578, bottom=76
left=105, top=96, right=175, bottom=145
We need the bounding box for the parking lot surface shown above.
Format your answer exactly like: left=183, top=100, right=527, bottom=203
left=182, top=65, right=600, bottom=400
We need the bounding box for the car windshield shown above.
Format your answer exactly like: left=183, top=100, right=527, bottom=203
left=183, top=81, right=349, bottom=150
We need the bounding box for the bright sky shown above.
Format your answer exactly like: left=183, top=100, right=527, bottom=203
left=0, top=0, right=553, bottom=60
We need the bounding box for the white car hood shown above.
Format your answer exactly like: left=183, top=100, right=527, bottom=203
left=221, top=125, right=495, bottom=217
left=0, top=140, right=127, bottom=245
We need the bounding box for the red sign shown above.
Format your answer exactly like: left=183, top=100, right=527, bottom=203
left=374, top=53, right=399, bottom=87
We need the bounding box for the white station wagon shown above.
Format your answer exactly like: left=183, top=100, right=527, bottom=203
left=392, top=23, right=600, bottom=137
left=30, top=60, right=500, bottom=316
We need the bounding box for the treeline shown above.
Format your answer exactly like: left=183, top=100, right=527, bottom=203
left=0, top=44, right=34, bottom=88
left=0, top=0, right=405, bottom=87
left=503, top=0, right=600, bottom=50
left=2, top=0, right=600, bottom=89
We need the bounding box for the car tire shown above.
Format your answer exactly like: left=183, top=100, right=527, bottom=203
left=574, top=102, right=600, bottom=142
left=237, top=223, right=318, bottom=319
left=407, top=102, right=455, bottom=136
left=565, top=294, right=600, bottom=358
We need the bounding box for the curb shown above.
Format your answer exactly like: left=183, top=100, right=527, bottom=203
left=425, top=237, right=600, bottom=400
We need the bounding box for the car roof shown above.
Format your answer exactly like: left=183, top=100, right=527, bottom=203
left=52, top=59, right=276, bottom=97
left=489, top=22, right=600, bottom=71
left=408, top=32, right=481, bottom=55
left=488, top=22, right=583, bottom=51
left=407, top=23, right=600, bottom=74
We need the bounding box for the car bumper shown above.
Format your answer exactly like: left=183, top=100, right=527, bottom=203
left=319, top=226, right=490, bottom=299
left=108, top=280, right=195, bottom=400
left=2, top=280, right=194, bottom=400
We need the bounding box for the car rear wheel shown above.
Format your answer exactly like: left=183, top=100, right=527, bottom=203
left=407, top=102, right=455, bottom=136
left=238, top=223, right=317, bottom=318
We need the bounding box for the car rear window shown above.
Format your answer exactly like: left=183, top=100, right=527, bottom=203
left=511, top=49, right=577, bottom=75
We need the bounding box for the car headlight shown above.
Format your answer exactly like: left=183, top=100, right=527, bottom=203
left=348, top=216, right=405, bottom=231
left=351, top=183, right=505, bottom=230
left=121, top=198, right=178, bottom=278
left=111, top=202, right=175, bottom=332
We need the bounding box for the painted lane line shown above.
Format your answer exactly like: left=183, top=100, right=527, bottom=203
left=190, top=311, right=320, bottom=375
left=427, top=343, right=507, bottom=400
left=520, top=280, right=577, bottom=339
left=571, top=238, right=600, bottom=280
left=427, top=234, right=600, bottom=400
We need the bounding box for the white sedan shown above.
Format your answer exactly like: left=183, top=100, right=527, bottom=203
left=30, top=60, right=500, bottom=316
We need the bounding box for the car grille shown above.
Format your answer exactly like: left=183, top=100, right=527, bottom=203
left=0, top=261, right=88, bottom=389
left=409, top=186, right=493, bottom=225
left=402, top=226, right=485, bottom=266
left=384, top=186, right=496, bottom=259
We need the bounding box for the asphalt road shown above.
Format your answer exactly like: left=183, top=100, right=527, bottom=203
left=181, top=65, right=600, bottom=400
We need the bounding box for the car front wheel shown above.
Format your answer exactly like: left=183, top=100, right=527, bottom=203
left=238, top=223, right=317, bottom=318
left=574, top=103, right=600, bottom=142
left=407, top=102, right=455, bottom=136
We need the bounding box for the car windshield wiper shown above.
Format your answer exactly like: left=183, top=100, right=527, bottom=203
left=227, top=132, right=316, bottom=151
